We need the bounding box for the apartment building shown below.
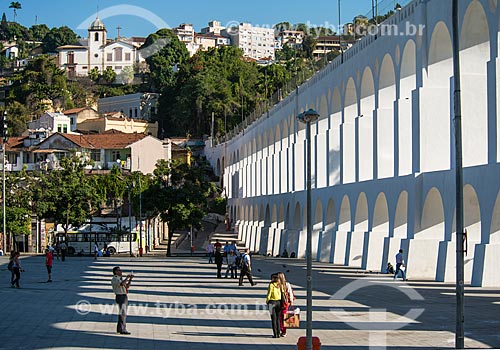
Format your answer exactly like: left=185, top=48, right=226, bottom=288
left=224, top=23, right=275, bottom=61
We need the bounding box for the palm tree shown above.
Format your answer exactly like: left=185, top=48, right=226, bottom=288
left=9, top=2, right=21, bottom=23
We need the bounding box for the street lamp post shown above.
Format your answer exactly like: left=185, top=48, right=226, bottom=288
left=452, top=0, right=465, bottom=347
left=139, top=176, right=143, bottom=256
left=297, top=108, right=320, bottom=350
left=128, top=182, right=132, bottom=256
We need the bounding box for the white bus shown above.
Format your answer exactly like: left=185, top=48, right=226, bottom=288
left=56, top=224, right=138, bottom=255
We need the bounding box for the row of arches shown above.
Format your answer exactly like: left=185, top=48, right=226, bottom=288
left=229, top=0, right=492, bottom=164
left=235, top=184, right=498, bottom=246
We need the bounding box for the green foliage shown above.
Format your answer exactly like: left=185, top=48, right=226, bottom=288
left=103, top=67, right=117, bottom=84
left=161, top=45, right=262, bottom=137
left=117, top=66, right=134, bottom=84
left=6, top=101, right=29, bottom=136
left=40, top=156, right=102, bottom=234
left=142, top=28, right=189, bottom=91
left=42, top=26, right=78, bottom=53
left=88, top=67, right=100, bottom=82
left=1, top=170, right=32, bottom=236
left=29, top=24, right=49, bottom=41
left=0, top=20, right=29, bottom=41
left=211, top=196, right=227, bottom=216
left=9, top=1, right=21, bottom=23
left=143, top=159, right=214, bottom=256
left=9, top=55, right=68, bottom=114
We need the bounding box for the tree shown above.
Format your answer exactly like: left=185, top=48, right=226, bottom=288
left=9, top=55, right=68, bottom=114
left=116, top=66, right=134, bottom=85
left=166, top=45, right=261, bottom=137
left=9, top=2, right=21, bottom=23
left=144, top=159, right=214, bottom=256
left=40, top=157, right=101, bottom=236
left=142, top=28, right=189, bottom=91
left=29, top=24, right=49, bottom=41
left=6, top=101, right=29, bottom=136
left=42, top=26, right=78, bottom=53
left=88, top=67, right=100, bottom=82
left=102, top=66, right=116, bottom=84
left=102, top=67, right=116, bottom=84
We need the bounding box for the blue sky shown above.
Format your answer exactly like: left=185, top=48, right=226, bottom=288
left=5, top=0, right=405, bottom=38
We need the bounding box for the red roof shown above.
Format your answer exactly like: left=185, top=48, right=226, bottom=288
left=64, top=107, right=87, bottom=115
left=59, top=133, right=148, bottom=149
left=4, top=137, right=25, bottom=151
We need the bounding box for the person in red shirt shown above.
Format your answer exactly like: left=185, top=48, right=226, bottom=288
left=45, top=249, right=53, bottom=282
left=214, top=239, right=222, bottom=250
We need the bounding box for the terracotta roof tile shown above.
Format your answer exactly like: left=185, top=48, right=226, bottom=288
left=64, top=107, right=87, bottom=115
left=61, top=133, right=147, bottom=149
left=4, top=137, right=25, bottom=151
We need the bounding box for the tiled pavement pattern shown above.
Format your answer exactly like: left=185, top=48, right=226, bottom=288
left=0, top=254, right=499, bottom=350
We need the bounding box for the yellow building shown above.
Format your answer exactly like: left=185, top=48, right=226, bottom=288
left=77, top=116, right=158, bottom=136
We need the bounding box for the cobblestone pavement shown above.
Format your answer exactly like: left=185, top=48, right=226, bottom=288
left=0, top=254, right=499, bottom=350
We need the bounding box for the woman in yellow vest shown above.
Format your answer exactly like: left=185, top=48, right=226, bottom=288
left=266, top=273, right=282, bottom=338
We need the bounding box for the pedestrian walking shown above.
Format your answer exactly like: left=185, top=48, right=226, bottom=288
left=94, top=242, right=99, bottom=260
left=206, top=243, right=214, bottom=263
left=224, top=250, right=238, bottom=279
left=8, top=251, right=15, bottom=285
left=45, top=249, right=53, bottom=282
left=214, top=248, right=223, bottom=278
left=55, top=242, right=60, bottom=260
left=394, top=249, right=408, bottom=281
left=278, top=272, right=295, bottom=337
left=214, top=239, right=222, bottom=250
left=60, top=242, right=67, bottom=262
left=266, top=273, right=282, bottom=338
left=10, top=252, right=23, bottom=288
left=111, top=266, right=133, bottom=335
left=238, top=248, right=256, bottom=286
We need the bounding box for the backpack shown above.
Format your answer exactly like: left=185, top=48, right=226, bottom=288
left=7, top=260, right=13, bottom=271
left=237, top=254, right=246, bottom=269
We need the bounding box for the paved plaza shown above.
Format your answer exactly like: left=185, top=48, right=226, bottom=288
left=0, top=254, right=499, bottom=350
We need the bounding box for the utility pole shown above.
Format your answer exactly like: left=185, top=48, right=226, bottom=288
left=2, top=110, right=6, bottom=253
left=451, top=0, right=465, bottom=348
left=139, top=176, right=143, bottom=256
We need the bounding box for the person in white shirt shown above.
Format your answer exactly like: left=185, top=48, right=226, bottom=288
left=206, top=243, right=214, bottom=263
left=394, top=249, right=408, bottom=281
left=225, top=250, right=238, bottom=279
left=111, top=266, right=133, bottom=334
left=238, top=248, right=256, bottom=286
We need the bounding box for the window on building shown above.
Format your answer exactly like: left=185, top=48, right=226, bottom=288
left=63, top=125, right=68, bottom=133
left=125, top=52, right=131, bottom=61
left=57, top=124, right=62, bottom=132
left=82, top=66, right=88, bottom=70
left=91, top=150, right=101, bottom=162
left=95, top=32, right=99, bottom=42
left=68, top=52, right=75, bottom=65
left=112, top=151, right=120, bottom=161
left=115, top=47, right=123, bottom=61
left=129, top=108, right=133, bottom=118
left=116, top=66, right=122, bottom=70
left=107, top=53, right=113, bottom=61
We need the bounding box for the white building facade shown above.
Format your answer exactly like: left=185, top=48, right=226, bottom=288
left=98, top=93, right=159, bottom=121
left=57, top=17, right=145, bottom=78
left=206, top=0, right=500, bottom=287
left=225, top=23, right=275, bottom=61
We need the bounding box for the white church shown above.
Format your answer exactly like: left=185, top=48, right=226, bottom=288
left=57, top=17, right=146, bottom=79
